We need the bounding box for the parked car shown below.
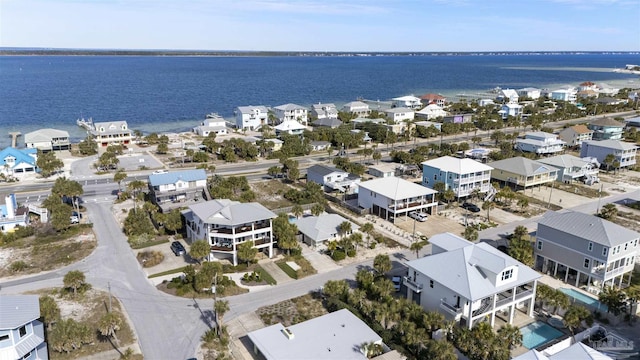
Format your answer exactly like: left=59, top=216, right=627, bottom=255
left=170, top=241, right=186, bottom=256
left=152, top=169, right=168, bottom=175
left=392, top=276, right=401, bottom=292
left=461, top=202, right=481, bottom=213
left=409, top=211, right=427, bottom=222
left=70, top=216, right=80, bottom=224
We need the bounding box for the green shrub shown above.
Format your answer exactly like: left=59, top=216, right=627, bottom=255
left=137, top=250, right=165, bottom=267
left=331, top=250, right=346, bottom=261
left=13, top=226, right=35, bottom=239
left=10, top=260, right=28, bottom=272
left=346, top=249, right=356, bottom=257
left=369, top=242, right=377, bottom=249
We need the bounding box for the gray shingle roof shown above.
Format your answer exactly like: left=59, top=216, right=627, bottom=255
left=490, top=157, right=557, bottom=176
left=589, top=117, right=624, bottom=127
left=538, top=211, right=640, bottom=247
left=407, top=233, right=541, bottom=301
left=275, top=103, right=307, bottom=111
left=538, top=154, right=589, bottom=169
left=189, top=199, right=277, bottom=226
left=148, top=169, right=207, bottom=186
left=0, top=295, right=40, bottom=329
left=24, top=128, right=70, bottom=143
left=313, top=118, right=343, bottom=127
left=582, top=139, right=638, bottom=151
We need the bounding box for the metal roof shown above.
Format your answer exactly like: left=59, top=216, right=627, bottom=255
left=247, top=309, right=381, bottom=360
left=307, top=164, right=345, bottom=177
left=422, top=155, right=493, bottom=174
left=582, top=139, right=638, bottom=151
left=538, top=154, right=590, bottom=169
left=407, top=233, right=541, bottom=301
left=236, top=105, right=268, bottom=114
left=148, top=169, right=207, bottom=186
left=538, top=211, right=640, bottom=247
left=589, top=117, right=624, bottom=127
left=188, top=199, right=277, bottom=226
left=313, top=118, right=343, bottom=127
left=295, top=214, right=359, bottom=243
left=489, top=157, right=557, bottom=177
left=24, top=128, right=69, bottom=143
left=358, top=177, right=437, bottom=200
left=274, top=103, right=307, bottom=111
left=0, top=295, right=40, bottom=329
left=274, top=120, right=307, bottom=131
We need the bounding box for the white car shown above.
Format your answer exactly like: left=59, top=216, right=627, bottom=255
left=409, top=211, right=427, bottom=222
left=152, top=170, right=168, bottom=175
left=391, top=276, right=401, bottom=292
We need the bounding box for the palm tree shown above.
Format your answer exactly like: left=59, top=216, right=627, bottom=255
left=292, top=204, right=304, bottom=219
left=214, top=300, right=230, bottom=335
left=517, top=197, right=529, bottom=213
left=599, top=286, right=626, bottom=315
left=113, top=169, right=127, bottom=192
left=603, top=153, right=615, bottom=173
left=98, top=312, right=123, bottom=347
left=462, top=226, right=478, bottom=242
left=360, top=222, right=374, bottom=247
left=599, top=203, right=618, bottom=220
left=482, top=201, right=495, bottom=222
left=497, top=324, right=522, bottom=349
left=310, top=203, right=324, bottom=216
left=410, top=238, right=428, bottom=259
left=424, top=339, right=457, bottom=360
left=624, top=286, right=640, bottom=324
left=63, top=270, right=86, bottom=296
left=373, top=254, right=391, bottom=275
left=338, top=221, right=352, bottom=238
left=563, top=305, right=591, bottom=334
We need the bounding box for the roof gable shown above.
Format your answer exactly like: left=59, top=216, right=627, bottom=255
left=0, top=295, right=40, bottom=329
left=490, top=157, right=556, bottom=176
left=538, top=211, right=640, bottom=247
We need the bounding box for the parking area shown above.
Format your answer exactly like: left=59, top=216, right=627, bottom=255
left=393, top=212, right=465, bottom=238
left=116, top=152, right=164, bottom=172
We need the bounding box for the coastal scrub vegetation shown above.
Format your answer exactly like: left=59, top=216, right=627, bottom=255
left=162, top=262, right=248, bottom=298
left=317, top=259, right=518, bottom=360
left=36, top=150, right=64, bottom=177
left=208, top=175, right=256, bottom=202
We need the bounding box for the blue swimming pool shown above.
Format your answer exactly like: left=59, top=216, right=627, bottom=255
left=558, top=288, right=608, bottom=312
left=520, top=321, right=564, bottom=349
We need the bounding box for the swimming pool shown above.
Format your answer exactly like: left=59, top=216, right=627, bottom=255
left=520, top=321, right=564, bottom=349
left=558, top=288, right=608, bottom=312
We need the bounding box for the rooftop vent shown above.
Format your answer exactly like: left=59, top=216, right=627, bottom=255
left=282, top=328, right=294, bottom=340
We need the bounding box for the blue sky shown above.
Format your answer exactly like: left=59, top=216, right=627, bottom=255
left=1, top=0, right=639, bottom=51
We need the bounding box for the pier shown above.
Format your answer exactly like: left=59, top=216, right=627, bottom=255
left=8, top=132, right=21, bottom=148
left=76, top=117, right=95, bottom=131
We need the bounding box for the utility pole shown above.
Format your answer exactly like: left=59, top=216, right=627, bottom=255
left=212, top=274, right=218, bottom=333
left=108, top=282, right=112, bottom=313
left=596, top=184, right=603, bottom=215
left=547, top=181, right=555, bottom=209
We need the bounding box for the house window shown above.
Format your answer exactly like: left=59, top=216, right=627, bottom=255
left=501, top=269, right=513, bottom=281
left=18, top=325, right=26, bottom=337
left=22, top=351, right=32, bottom=359
left=588, top=242, right=593, bottom=252
left=624, top=243, right=628, bottom=251
left=537, top=241, right=543, bottom=250
left=433, top=174, right=437, bottom=181
left=584, top=258, right=590, bottom=268
left=603, top=247, right=608, bottom=256
left=0, top=334, right=8, bottom=342
left=634, top=239, right=638, bottom=247
left=429, top=280, right=434, bottom=288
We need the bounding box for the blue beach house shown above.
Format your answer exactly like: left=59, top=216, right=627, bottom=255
left=422, top=156, right=493, bottom=200
left=0, top=147, right=38, bottom=177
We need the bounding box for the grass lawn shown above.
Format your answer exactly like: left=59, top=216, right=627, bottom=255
left=276, top=256, right=317, bottom=279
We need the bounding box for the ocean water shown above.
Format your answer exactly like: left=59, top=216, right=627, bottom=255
left=0, top=53, right=639, bottom=147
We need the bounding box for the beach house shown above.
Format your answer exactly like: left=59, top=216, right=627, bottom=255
left=500, top=103, right=524, bottom=120
left=404, top=233, right=540, bottom=329
left=295, top=213, right=359, bottom=248
left=517, top=87, right=541, bottom=100
left=384, top=107, right=414, bottom=123
left=535, top=211, right=640, bottom=289
left=90, top=120, right=133, bottom=147
left=193, top=114, right=229, bottom=136
left=235, top=105, right=269, bottom=130
left=306, top=164, right=360, bottom=193
left=538, top=154, right=600, bottom=184
left=588, top=117, right=625, bottom=140
left=24, top=128, right=70, bottom=151
left=419, top=93, right=447, bottom=107
left=558, top=124, right=593, bottom=148
left=414, top=104, right=447, bottom=120
left=514, top=132, right=566, bottom=155
left=421, top=156, right=494, bottom=199
left=148, top=169, right=208, bottom=208
left=310, top=103, right=338, bottom=120
left=357, top=177, right=438, bottom=222
left=549, top=89, right=577, bottom=103
left=496, top=89, right=519, bottom=103
left=0, top=147, right=38, bottom=177
left=490, top=157, right=558, bottom=189
left=0, top=295, right=49, bottom=360
left=391, top=95, right=422, bottom=109
left=183, top=199, right=277, bottom=265
left=0, top=194, right=29, bottom=233
left=342, top=101, right=371, bottom=117
left=273, top=103, right=308, bottom=125
left=580, top=139, right=637, bottom=169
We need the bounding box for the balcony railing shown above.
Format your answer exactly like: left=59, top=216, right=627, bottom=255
left=440, top=301, right=463, bottom=315
left=403, top=277, right=423, bottom=293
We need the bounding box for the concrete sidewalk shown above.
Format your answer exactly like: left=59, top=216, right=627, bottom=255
left=300, top=243, right=341, bottom=274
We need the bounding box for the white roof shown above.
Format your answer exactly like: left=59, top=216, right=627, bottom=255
left=392, top=95, right=420, bottom=102
left=513, top=342, right=612, bottom=360
left=188, top=199, right=276, bottom=226
left=583, top=139, right=637, bottom=151
left=385, top=107, right=413, bottom=114
left=296, top=214, right=359, bottom=243
left=422, top=156, right=493, bottom=174
left=358, top=177, right=436, bottom=200
left=237, top=105, right=268, bottom=114
left=248, top=309, right=381, bottom=360
left=407, top=233, right=541, bottom=301
left=274, top=103, right=307, bottom=111
left=24, top=128, right=69, bottom=142
left=274, top=120, right=307, bottom=131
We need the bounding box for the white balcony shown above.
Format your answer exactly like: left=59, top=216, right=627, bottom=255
left=403, top=276, right=423, bottom=293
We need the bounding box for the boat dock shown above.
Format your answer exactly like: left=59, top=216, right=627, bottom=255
left=76, top=117, right=94, bottom=131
